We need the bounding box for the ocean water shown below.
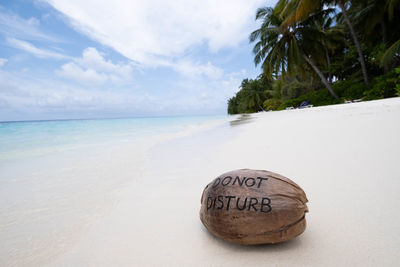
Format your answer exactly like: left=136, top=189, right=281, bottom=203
left=0, top=115, right=226, bottom=161
left=0, top=114, right=229, bottom=266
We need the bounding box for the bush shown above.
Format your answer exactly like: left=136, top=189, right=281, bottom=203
left=263, top=99, right=281, bottom=110
left=364, top=67, right=400, bottom=100
left=277, top=99, right=301, bottom=110
left=333, top=80, right=367, bottom=99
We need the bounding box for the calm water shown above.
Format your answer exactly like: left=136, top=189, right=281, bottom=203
left=0, top=114, right=230, bottom=266
left=0, top=115, right=226, bottom=161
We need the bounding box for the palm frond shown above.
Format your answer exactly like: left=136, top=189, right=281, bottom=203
left=381, top=39, right=400, bottom=65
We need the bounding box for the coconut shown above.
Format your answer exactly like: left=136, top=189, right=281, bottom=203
left=200, top=169, right=308, bottom=245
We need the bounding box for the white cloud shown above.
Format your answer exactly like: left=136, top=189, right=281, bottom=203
left=7, top=38, right=69, bottom=59
left=27, top=17, right=40, bottom=27
left=57, top=62, right=108, bottom=85
left=170, top=60, right=223, bottom=80
left=56, top=47, right=133, bottom=85
left=42, top=0, right=277, bottom=81
left=0, top=7, right=58, bottom=42
left=44, top=0, right=267, bottom=66
left=77, top=47, right=133, bottom=78
left=0, top=68, right=141, bottom=120
left=0, top=58, right=7, bottom=67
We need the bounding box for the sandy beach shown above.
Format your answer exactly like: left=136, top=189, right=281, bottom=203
left=2, top=98, right=400, bottom=266
left=2, top=0, right=400, bottom=266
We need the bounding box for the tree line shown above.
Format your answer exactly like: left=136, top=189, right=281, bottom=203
left=228, top=0, right=400, bottom=114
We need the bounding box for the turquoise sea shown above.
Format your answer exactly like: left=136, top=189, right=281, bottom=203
left=0, top=114, right=233, bottom=265
left=0, top=115, right=226, bottom=161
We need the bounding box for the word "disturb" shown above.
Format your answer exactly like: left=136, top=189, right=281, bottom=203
left=206, top=195, right=272, bottom=213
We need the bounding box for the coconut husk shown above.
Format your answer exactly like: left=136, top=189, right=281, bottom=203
left=200, top=169, right=308, bottom=245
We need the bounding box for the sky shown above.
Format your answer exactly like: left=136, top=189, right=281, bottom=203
left=0, top=0, right=277, bottom=121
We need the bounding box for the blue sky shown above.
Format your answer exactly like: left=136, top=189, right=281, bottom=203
left=0, top=0, right=276, bottom=121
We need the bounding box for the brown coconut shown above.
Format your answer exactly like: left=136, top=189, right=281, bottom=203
left=200, top=169, right=308, bottom=245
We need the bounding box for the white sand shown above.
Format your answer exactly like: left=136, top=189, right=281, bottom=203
left=4, top=98, right=400, bottom=266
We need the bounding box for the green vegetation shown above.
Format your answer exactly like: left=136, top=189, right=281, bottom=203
left=228, top=0, right=400, bottom=114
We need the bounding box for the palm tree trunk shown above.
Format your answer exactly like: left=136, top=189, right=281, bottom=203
left=324, top=47, right=332, bottom=82
left=303, top=54, right=339, bottom=99
left=381, top=16, right=387, bottom=45
left=255, top=95, right=265, bottom=111
left=338, top=1, right=369, bottom=85
left=381, top=17, right=389, bottom=73
left=257, top=102, right=265, bottom=111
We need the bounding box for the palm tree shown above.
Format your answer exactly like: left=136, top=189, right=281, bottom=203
left=350, top=0, right=400, bottom=68
left=275, top=0, right=370, bottom=85
left=240, top=79, right=267, bottom=112
left=250, top=7, right=339, bottom=99
left=354, top=0, right=400, bottom=43
left=312, top=12, right=344, bottom=82
left=227, top=97, right=238, bottom=114
left=337, top=1, right=369, bottom=84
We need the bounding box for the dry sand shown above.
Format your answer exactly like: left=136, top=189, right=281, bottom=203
left=49, top=98, right=400, bottom=266
left=2, top=98, right=400, bottom=266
